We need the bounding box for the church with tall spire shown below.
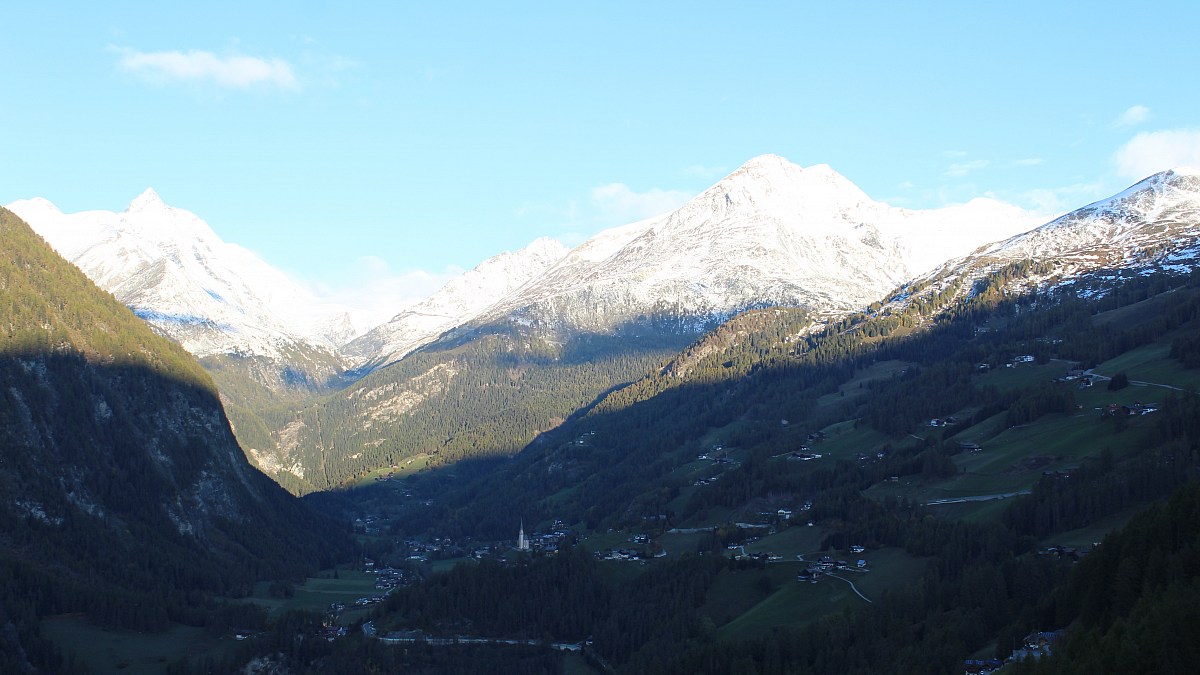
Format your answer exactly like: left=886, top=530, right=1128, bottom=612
left=517, top=520, right=530, bottom=551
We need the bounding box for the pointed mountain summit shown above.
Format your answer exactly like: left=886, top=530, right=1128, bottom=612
left=689, top=154, right=872, bottom=223
left=126, top=186, right=166, bottom=212
left=470, top=154, right=1034, bottom=335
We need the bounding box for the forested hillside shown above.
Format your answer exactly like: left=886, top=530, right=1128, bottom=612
left=0, top=207, right=350, bottom=673
left=276, top=260, right=1200, bottom=674
left=247, top=324, right=692, bottom=493
left=1010, top=478, right=1200, bottom=674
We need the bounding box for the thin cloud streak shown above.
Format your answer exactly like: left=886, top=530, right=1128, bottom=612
left=114, top=47, right=299, bottom=90
left=1112, top=104, right=1151, bottom=128
left=944, top=159, right=990, bottom=178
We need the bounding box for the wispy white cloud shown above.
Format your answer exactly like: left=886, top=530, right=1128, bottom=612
left=309, top=256, right=462, bottom=329
left=516, top=182, right=692, bottom=241
left=1113, top=128, right=1200, bottom=178
left=1020, top=181, right=1105, bottom=215
left=589, top=183, right=691, bottom=223
left=1112, top=104, right=1151, bottom=128
left=114, top=47, right=298, bottom=90
left=944, top=159, right=990, bottom=178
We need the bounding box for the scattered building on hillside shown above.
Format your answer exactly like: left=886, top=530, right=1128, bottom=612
left=963, top=657, right=1003, bottom=674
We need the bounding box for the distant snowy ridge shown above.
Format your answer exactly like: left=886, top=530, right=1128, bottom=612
left=342, top=237, right=570, bottom=368
left=979, top=168, right=1200, bottom=266
left=467, top=155, right=1043, bottom=335
left=901, top=168, right=1200, bottom=305
left=7, top=189, right=353, bottom=359
left=6, top=155, right=1048, bottom=371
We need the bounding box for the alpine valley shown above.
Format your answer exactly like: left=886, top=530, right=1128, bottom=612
left=5, top=157, right=1200, bottom=673
left=10, top=155, right=1045, bottom=493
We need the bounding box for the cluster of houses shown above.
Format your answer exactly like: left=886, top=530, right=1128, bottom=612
left=1037, top=544, right=1094, bottom=561
left=354, top=513, right=386, bottom=535
left=732, top=550, right=782, bottom=562
left=857, top=450, right=889, bottom=463
left=694, top=444, right=740, bottom=484
left=961, top=629, right=1065, bottom=671
left=399, top=537, right=458, bottom=562
left=317, top=625, right=348, bottom=641
left=1055, top=368, right=1095, bottom=388
left=594, top=533, right=668, bottom=562
left=962, top=658, right=1003, bottom=674
left=997, top=630, right=1065, bottom=667
left=596, top=548, right=648, bottom=561
left=796, top=549, right=868, bottom=583
left=514, top=522, right=570, bottom=554
left=1102, top=401, right=1159, bottom=417
left=372, top=566, right=413, bottom=591
left=353, top=595, right=388, bottom=607
left=369, top=624, right=585, bottom=652
left=786, top=432, right=828, bottom=461
left=698, top=444, right=737, bottom=464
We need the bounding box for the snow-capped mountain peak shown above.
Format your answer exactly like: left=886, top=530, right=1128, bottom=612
left=7, top=190, right=354, bottom=361
left=458, top=155, right=1045, bottom=338
left=470, top=156, right=918, bottom=334
left=677, top=155, right=871, bottom=229
left=5, top=156, right=1050, bottom=378
left=126, top=187, right=166, bottom=213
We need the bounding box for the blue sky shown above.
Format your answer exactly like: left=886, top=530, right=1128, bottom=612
left=3, top=2, right=1199, bottom=305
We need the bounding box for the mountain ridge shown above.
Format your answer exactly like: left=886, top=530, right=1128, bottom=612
left=894, top=167, right=1200, bottom=312
left=5, top=155, right=1046, bottom=375
left=466, top=155, right=1043, bottom=339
